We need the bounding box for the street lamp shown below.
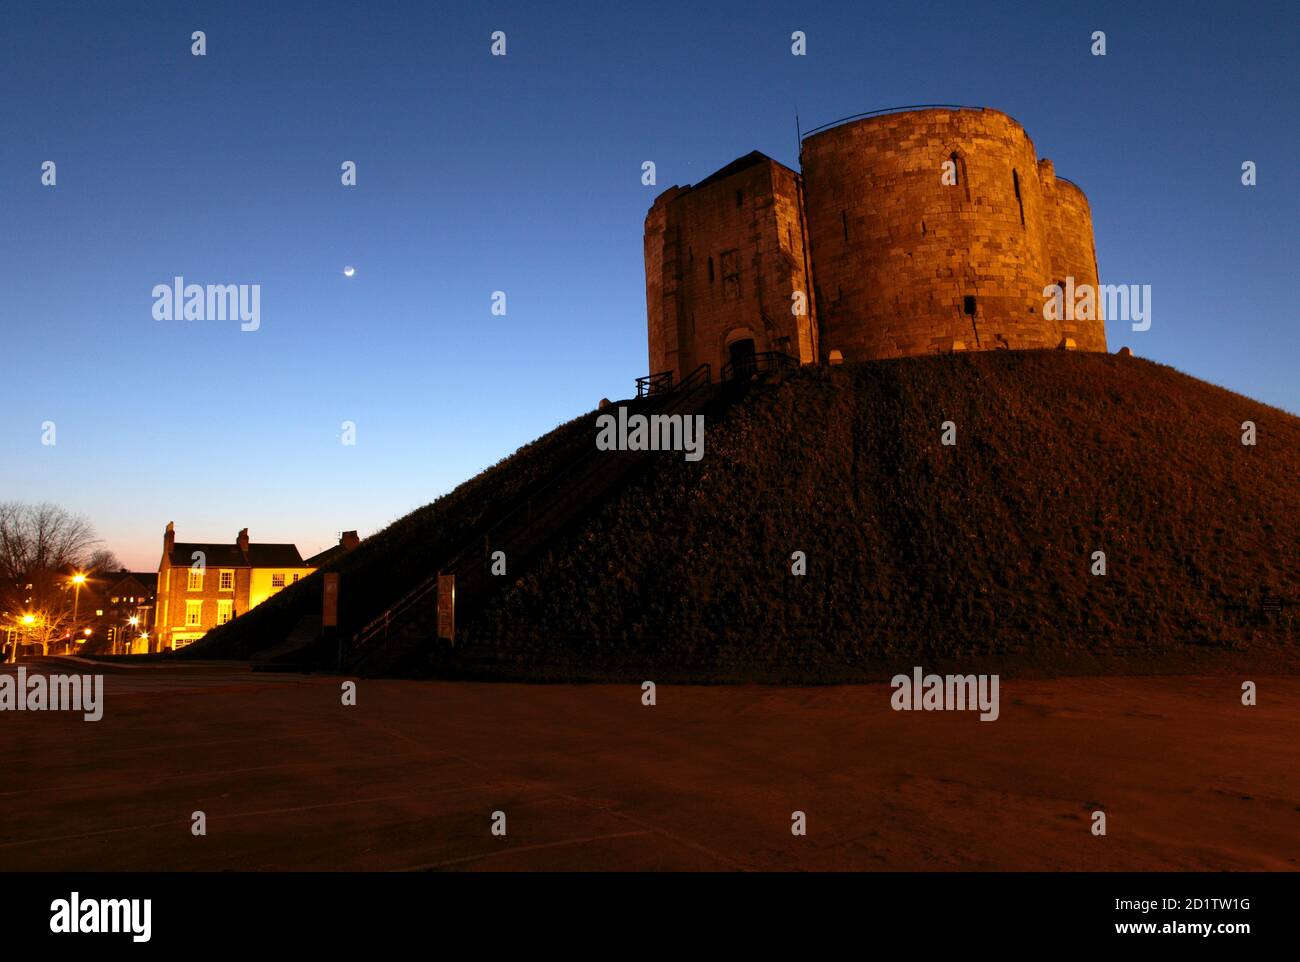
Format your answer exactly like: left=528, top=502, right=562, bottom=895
left=71, top=572, right=86, bottom=635
left=17, top=614, right=37, bottom=662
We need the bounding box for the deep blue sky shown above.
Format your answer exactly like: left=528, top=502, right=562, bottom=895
left=2, top=0, right=1295, bottom=569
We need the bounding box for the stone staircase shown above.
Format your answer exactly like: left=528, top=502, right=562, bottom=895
left=344, top=365, right=728, bottom=675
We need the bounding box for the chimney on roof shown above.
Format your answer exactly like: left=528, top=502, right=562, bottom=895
left=237, top=528, right=250, bottom=555
left=164, top=521, right=175, bottom=557
left=340, top=530, right=360, bottom=552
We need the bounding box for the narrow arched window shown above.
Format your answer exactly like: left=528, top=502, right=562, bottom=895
left=950, top=152, right=971, bottom=202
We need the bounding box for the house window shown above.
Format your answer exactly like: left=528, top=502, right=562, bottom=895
left=292, top=573, right=300, bottom=584
left=271, top=573, right=286, bottom=588
left=187, top=568, right=204, bottom=591
left=185, top=600, right=203, bottom=626
left=217, top=600, right=233, bottom=625
left=219, top=570, right=234, bottom=591
left=719, top=249, right=741, bottom=301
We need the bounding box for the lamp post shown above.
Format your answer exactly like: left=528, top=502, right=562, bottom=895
left=19, top=613, right=37, bottom=660
left=17, top=616, right=35, bottom=660
left=71, top=573, right=87, bottom=653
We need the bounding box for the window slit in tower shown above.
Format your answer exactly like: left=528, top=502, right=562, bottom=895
left=1013, top=169, right=1025, bottom=226
left=708, top=257, right=714, bottom=283
left=841, top=210, right=848, bottom=242
left=951, top=152, right=970, bottom=202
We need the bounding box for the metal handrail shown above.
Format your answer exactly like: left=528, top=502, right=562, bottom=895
left=636, top=370, right=675, bottom=398
left=675, top=362, right=712, bottom=394
left=721, top=350, right=797, bottom=382
left=801, top=104, right=981, bottom=139
left=349, top=364, right=714, bottom=659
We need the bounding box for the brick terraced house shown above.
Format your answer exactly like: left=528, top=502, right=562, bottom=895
left=154, top=522, right=315, bottom=650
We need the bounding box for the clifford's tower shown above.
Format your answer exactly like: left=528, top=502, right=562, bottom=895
left=644, top=106, right=1106, bottom=384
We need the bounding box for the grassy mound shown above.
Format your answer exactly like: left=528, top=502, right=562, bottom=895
left=193, top=350, right=1297, bottom=680
left=455, top=351, right=1297, bottom=679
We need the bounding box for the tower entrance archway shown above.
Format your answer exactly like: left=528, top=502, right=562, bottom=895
left=727, top=338, right=756, bottom=380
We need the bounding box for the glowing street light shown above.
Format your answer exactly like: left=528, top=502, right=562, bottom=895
left=71, top=571, right=87, bottom=634
left=21, top=614, right=35, bottom=626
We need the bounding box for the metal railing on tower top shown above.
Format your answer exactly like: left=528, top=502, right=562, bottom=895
left=801, top=104, right=982, bottom=139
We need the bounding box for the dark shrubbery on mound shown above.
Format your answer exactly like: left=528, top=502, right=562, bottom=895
left=194, top=350, right=1297, bottom=680
left=458, top=352, right=1297, bottom=678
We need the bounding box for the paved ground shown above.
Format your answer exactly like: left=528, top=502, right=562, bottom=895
left=1, top=658, right=1296, bottom=871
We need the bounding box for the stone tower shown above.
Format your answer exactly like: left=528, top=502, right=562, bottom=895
left=644, top=106, right=1105, bottom=383
left=644, top=152, right=819, bottom=383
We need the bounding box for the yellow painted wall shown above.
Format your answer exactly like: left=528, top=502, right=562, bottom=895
left=248, top=567, right=315, bottom=610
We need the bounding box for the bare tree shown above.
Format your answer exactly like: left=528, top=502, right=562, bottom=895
left=0, top=502, right=102, bottom=661
left=86, top=549, right=123, bottom=575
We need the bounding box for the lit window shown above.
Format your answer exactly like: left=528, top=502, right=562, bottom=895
left=271, top=573, right=286, bottom=588
left=219, top=570, right=234, bottom=591
left=292, top=573, right=300, bottom=584
left=217, top=600, right=233, bottom=625
left=185, top=600, right=203, bottom=626
left=187, top=568, right=204, bottom=591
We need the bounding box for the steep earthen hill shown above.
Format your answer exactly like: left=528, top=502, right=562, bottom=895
left=188, top=351, right=1298, bottom=680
